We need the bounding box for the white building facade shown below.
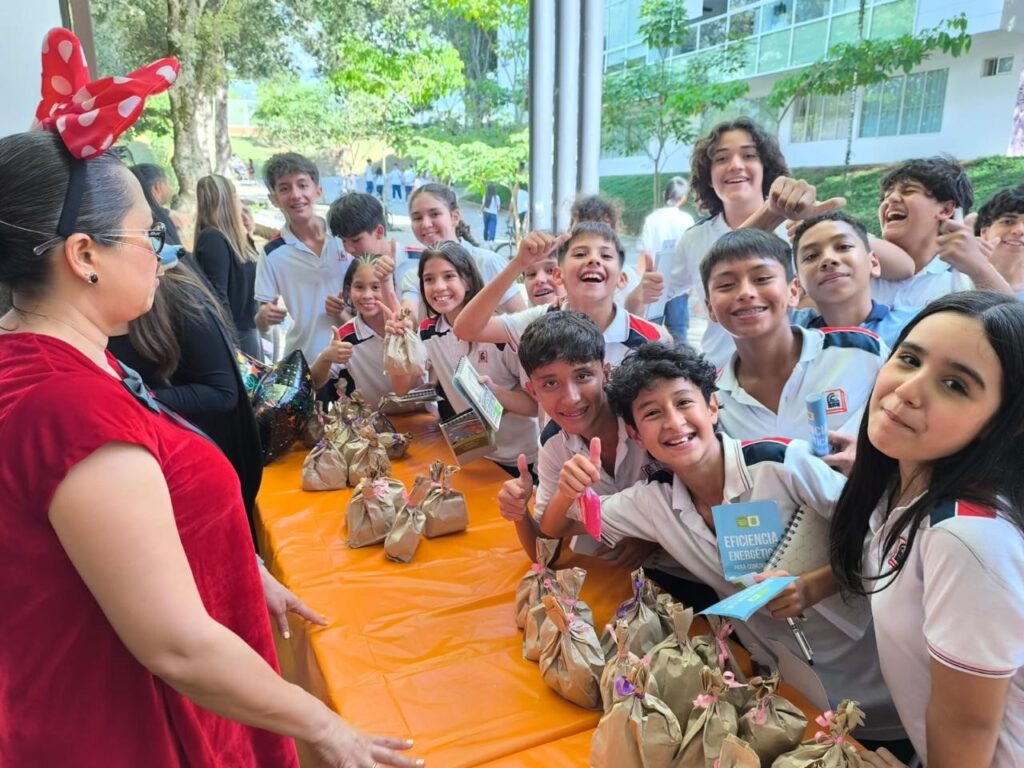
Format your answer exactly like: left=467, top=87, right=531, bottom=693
left=599, top=0, right=1024, bottom=175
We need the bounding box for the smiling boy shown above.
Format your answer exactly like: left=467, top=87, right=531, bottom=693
left=703, top=229, right=887, bottom=440
left=254, top=152, right=354, bottom=363
left=791, top=212, right=919, bottom=348
left=496, top=311, right=712, bottom=605
left=537, top=343, right=905, bottom=747
left=872, top=157, right=1010, bottom=307
left=975, top=186, right=1024, bottom=298
left=453, top=223, right=670, bottom=364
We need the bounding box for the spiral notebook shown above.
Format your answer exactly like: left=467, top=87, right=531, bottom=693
left=767, top=507, right=872, bottom=640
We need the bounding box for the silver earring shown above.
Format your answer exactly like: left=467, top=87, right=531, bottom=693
left=87, top=273, right=99, bottom=284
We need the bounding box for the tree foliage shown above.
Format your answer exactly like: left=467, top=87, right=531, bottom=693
left=602, top=0, right=749, bottom=206
left=404, top=130, right=528, bottom=195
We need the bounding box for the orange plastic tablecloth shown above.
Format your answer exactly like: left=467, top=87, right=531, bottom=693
left=257, top=413, right=833, bottom=767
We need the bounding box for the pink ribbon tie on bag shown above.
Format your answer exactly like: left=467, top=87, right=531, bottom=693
left=813, top=710, right=846, bottom=745
left=715, top=621, right=734, bottom=668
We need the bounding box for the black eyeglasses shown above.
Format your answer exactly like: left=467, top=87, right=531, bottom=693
left=32, top=221, right=167, bottom=257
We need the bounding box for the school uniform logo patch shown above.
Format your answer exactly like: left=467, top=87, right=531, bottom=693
left=823, top=388, right=847, bottom=414
left=477, top=350, right=488, bottom=364
left=887, top=535, right=908, bottom=570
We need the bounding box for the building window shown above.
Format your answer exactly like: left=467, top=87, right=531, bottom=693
left=982, top=56, right=1015, bottom=77
left=791, top=91, right=853, bottom=142
left=860, top=68, right=948, bottom=138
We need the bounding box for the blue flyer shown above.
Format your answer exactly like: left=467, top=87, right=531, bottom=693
left=699, top=577, right=798, bottom=622
left=712, top=500, right=784, bottom=583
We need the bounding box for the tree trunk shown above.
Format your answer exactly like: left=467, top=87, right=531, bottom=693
left=843, top=0, right=867, bottom=183
left=1009, top=65, right=1024, bottom=156
left=166, top=0, right=212, bottom=209
left=214, top=81, right=232, bottom=175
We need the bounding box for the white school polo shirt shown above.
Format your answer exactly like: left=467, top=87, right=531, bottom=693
left=501, top=301, right=672, bottom=367
left=399, top=241, right=523, bottom=310
left=533, top=416, right=685, bottom=577
left=596, top=435, right=904, bottom=740
left=716, top=325, right=887, bottom=441
left=870, top=255, right=973, bottom=308
left=867, top=495, right=1024, bottom=765
left=331, top=315, right=427, bottom=405
left=671, top=214, right=791, bottom=370
left=419, top=314, right=538, bottom=465
left=254, top=221, right=354, bottom=362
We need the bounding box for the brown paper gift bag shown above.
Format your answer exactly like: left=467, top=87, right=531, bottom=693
left=345, top=471, right=401, bottom=548
left=738, top=674, right=807, bottom=766
left=382, top=309, right=429, bottom=376
left=601, top=567, right=669, bottom=660
left=538, top=594, right=604, bottom=710
left=513, top=538, right=560, bottom=629
left=719, top=734, right=763, bottom=768
left=591, top=656, right=682, bottom=768
left=648, top=600, right=705, bottom=729
left=421, top=460, right=468, bottom=538
left=300, top=435, right=349, bottom=491
left=347, top=427, right=392, bottom=487
left=770, top=700, right=867, bottom=768
left=383, top=502, right=425, bottom=563
left=302, top=401, right=335, bottom=449
left=600, top=619, right=641, bottom=713
left=336, top=389, right=375, bottom=426
left=378, top=431, right=411, bottom=460
left=691, top=616, right=751, bottom=709
left=678, top=666, right=742, bottom=768
left=522, top=566, right=594, bottom=662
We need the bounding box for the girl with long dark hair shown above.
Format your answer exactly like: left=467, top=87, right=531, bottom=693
left=830, top=291, right=1024, bottom=768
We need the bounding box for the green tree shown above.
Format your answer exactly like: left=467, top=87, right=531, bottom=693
left=768, top=13, right=972, bottom=180
left=404, top=130, right=528, bottom=194
left=601, top=0, right=750, bottom=208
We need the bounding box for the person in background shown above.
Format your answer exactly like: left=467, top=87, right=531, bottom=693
left=194, top=174, right=261, bottom=359
left=483, top=182, right=500, bottom=243
left=108, top=260, right=264, bottom=538
left=514, top=182, right=529, bottom=231
left=363, top=158, right=374, bottom=194
left=975, top=185, right=1024, bottom=299
left=130, top=163, right=184, bottom=246
left=403, top=166, right=415, bottom=200
left=389, top=166, right=404, bottom=201
left=641, top=176, right=695, bottom=337
left=0, top=125, right=419, bottom=767
left=374, top=168, right=385, bottom=199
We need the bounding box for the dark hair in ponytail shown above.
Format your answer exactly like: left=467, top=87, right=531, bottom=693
left=830, top=291, right=1024, bottom=595
left=409, top=182, right=480, bottom=246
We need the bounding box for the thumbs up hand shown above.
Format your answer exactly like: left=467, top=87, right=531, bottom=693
left=635, top=250, right=664, bottom=304
left=497, top=454, right=534, bottom=522
left=558, top=437, right=602, bottom=500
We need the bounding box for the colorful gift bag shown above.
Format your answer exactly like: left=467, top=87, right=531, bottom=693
left=738, top=674, right=807, bottom=766
left=513, top=538, right=560, bottom=629
left=347, top=427, right=392, bottom=487
left=648, top=600, right=705, bottom=729
left=538, top=594, right=605, bottom=710
left=382, top=309, right=429, bottom=377
left=234, top=348, right=269, bottom=401
left=421, top=460, right=468, bottom=538
left=345, top=472, right=402, bottom=548
left=300, top=435, right=348, bottom=492
left=678, top=666, right=742, bottom=768
left=252, top=349, right=315, bottom=464
left=591, top=657, right=682, bottom=768
left=770, top=701, right=867, bottom=768
left=601, top=567, right=669, bottom=660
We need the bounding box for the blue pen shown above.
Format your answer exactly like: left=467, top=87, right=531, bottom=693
left=806, top=394, right=830, bottom=457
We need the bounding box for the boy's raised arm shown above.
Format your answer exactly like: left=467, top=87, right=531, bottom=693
left=868, top=236, right=915, bottom=281
left=454, top=231, right=568, bottom=344
left=537, top=438, right=601, bottom=539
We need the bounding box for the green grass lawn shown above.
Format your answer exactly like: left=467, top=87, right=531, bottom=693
left=601, top=155, right=1024, bottom=235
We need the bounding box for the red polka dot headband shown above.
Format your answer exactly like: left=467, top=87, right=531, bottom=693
left=34, top=27, right=180, bottom=159
left=31, top=28, right=180, bottom=239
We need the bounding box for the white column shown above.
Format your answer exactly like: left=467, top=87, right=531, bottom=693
left=554, top=0, right=581, bottom=231
left=529, top=0, right=556, bottom=231
left=577, top=0, right=604, bottom=196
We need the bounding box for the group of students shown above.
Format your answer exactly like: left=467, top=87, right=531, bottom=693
left=363, top=159, right=423, bottom=202
left=247, top=118, right=1024, bottom=767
